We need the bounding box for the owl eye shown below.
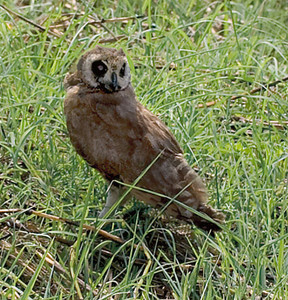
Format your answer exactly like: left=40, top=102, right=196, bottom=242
left=119, top=63, right=126, bottom=78
left=91, top=60, right=108, bottom=77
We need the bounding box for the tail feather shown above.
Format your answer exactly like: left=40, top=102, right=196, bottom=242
left=190, top=204, right=225, bottom=231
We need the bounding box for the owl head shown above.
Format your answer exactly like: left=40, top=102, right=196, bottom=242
left=77, top=46, right=131, bottom=93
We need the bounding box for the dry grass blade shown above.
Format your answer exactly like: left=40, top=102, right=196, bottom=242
left=89, top=15, right=145, bottom=25
left=0, top=4, right=61, bottom=37
left=0, top=208, right=125, bottom=244
left=1, top=240, right=36, bottom=274
left=38, top=248, right=98, bottom=296
left=231, top=116, right=288, bottom=130
left=133, top=244, right=152, bottom=299
left=246, top=75, right=288, bottom=95
left=1, top=240, right=98, bottom=297
left=197, top=75, right=288, bottom=108
left=69, top=246, right=83, bottom=299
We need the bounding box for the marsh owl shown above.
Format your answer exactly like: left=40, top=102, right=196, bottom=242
left=64, top=46, right=224, bottom=231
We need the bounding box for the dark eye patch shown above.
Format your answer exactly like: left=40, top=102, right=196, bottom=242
left=91, top=60, right=108, bottom=77
left=119, top=63, right=126, bottom=78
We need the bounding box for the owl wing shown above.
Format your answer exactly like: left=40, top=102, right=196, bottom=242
left=134, top=102, right=224, bottom=230
left=138, top=103, right=183, bottom=155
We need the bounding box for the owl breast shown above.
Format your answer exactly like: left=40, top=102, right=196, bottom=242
left=64, top=85, right=149, bottom=181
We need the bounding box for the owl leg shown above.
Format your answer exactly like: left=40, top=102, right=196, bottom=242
left=98, top=184, right=121, bottom=218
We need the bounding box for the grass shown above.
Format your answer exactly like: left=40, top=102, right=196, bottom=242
left=0, top=0, right=288, bottom=299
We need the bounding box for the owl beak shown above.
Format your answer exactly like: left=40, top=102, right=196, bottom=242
left=110, top=72, right=118, bottom=91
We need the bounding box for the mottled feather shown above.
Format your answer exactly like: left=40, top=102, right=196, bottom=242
left=64, top=46, right=224, bottom=231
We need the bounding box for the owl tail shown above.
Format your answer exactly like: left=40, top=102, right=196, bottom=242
left=191, top=204, right=225, bottom=231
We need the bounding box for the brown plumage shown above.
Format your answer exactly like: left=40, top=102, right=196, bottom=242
left=64, top=46, right=224, bottom=231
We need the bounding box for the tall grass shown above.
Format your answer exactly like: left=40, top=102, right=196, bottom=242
left=0, top=0, right=287, bottom=299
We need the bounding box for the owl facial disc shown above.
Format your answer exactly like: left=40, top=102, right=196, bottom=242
left=77, top=46, right=131, bottom=93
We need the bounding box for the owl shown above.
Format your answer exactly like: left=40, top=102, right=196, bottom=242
left=64, top=46, right=224, bottom=231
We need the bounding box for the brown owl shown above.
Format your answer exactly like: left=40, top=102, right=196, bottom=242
left=64, top=46, right=224, bottom=231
